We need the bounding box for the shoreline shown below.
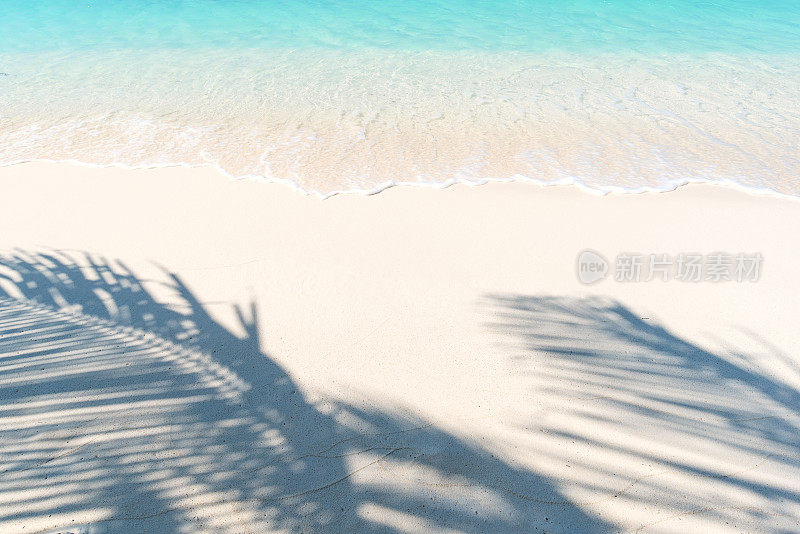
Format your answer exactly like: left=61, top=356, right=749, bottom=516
left=4, top=158, right=800, bottom=203
left=4, top=48, right=798, bottom=198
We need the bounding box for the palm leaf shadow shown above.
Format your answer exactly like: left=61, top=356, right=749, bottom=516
left=0, top=251, right=608, bottom=533
left=486, top=294, right=800, bottom=532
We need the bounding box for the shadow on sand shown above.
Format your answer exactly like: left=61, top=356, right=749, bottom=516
left=485, top=294, right=800, bottom=532
left=0, top=250, right=607, bottom=533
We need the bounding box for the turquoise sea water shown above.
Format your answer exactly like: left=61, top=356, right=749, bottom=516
left=2, top=1, right=799, bottom=196
left=3, top=0, right=800, bottom=53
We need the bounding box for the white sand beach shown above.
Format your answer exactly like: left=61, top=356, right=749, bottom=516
left=1, top=162, right=799, bottom=533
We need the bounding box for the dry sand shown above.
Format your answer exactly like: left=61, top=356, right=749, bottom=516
left=0, top=162, right=799, bottom=533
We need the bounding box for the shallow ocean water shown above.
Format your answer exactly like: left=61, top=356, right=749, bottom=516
left=4, top=0, right=800, bottom=54
left=1, top=1, right=799, bottom=196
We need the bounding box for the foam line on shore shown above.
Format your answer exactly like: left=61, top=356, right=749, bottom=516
left=3, top=157, right=799, bottom=204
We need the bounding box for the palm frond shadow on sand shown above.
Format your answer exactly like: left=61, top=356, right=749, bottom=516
left=0, top=250, right=607, bottom=534
left=485, top=294, right=800, bottom=533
